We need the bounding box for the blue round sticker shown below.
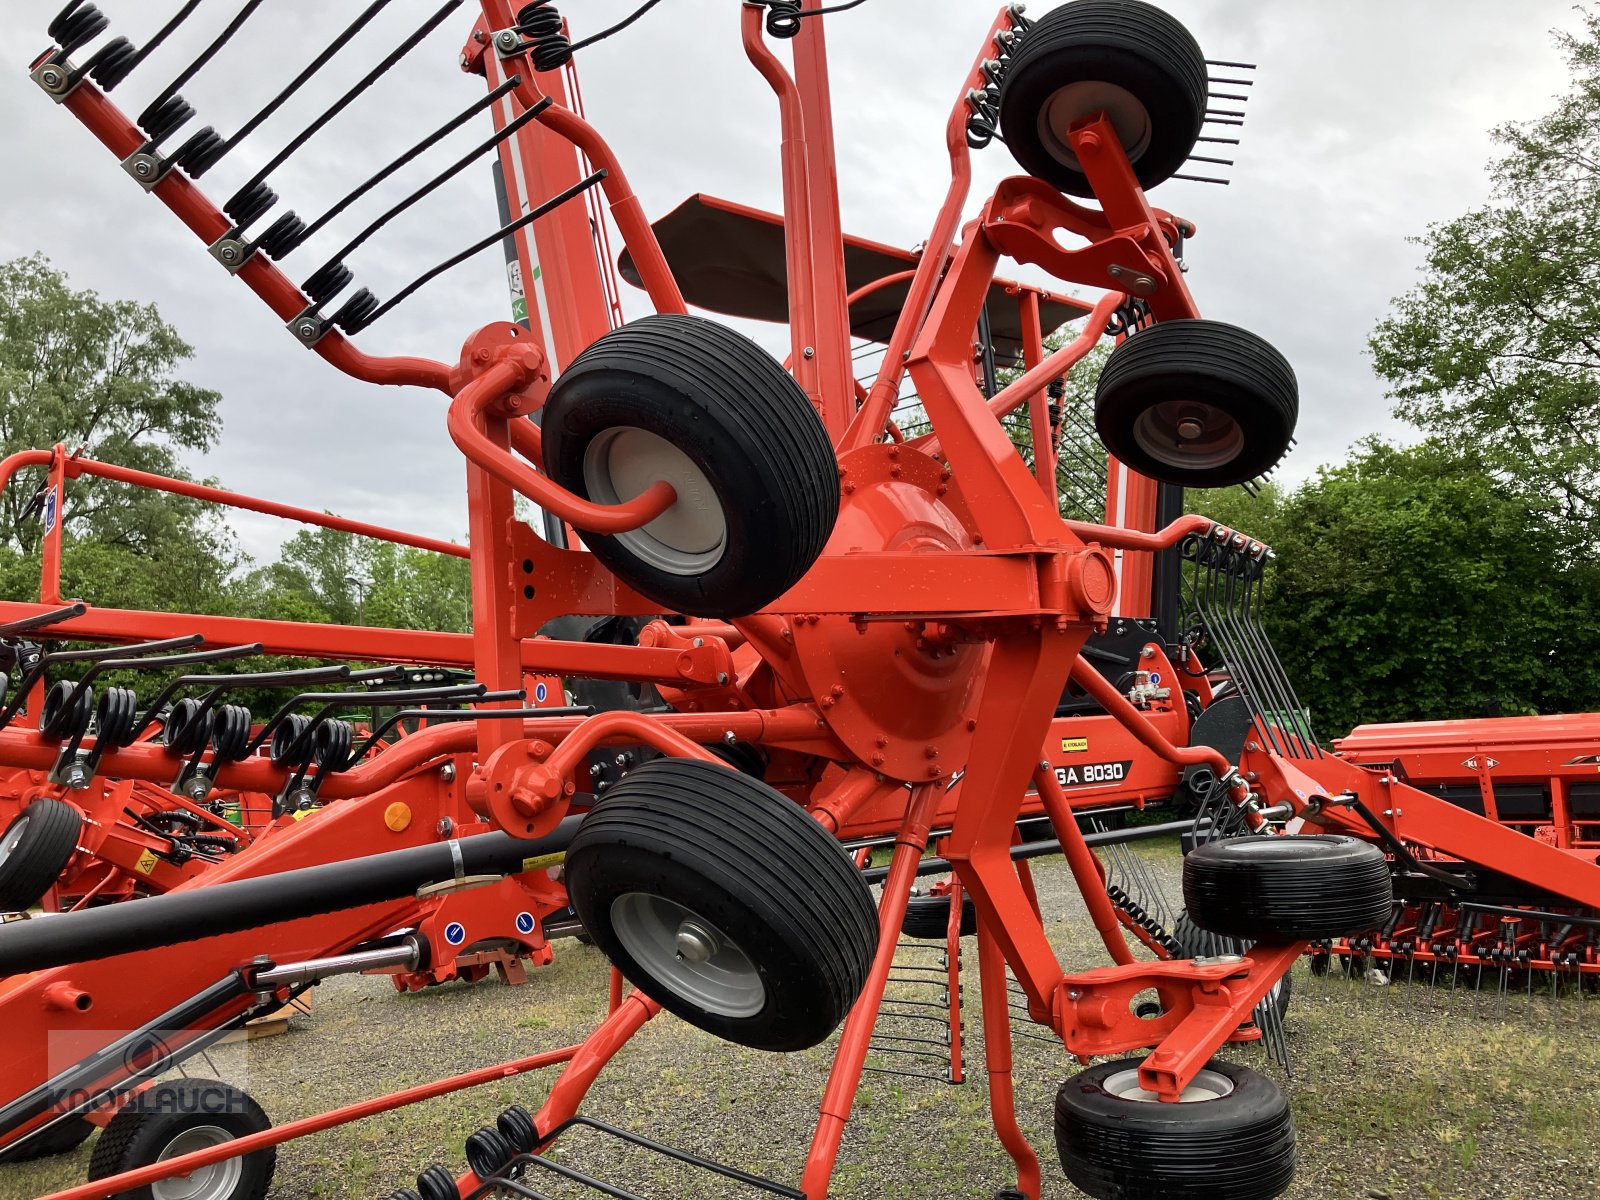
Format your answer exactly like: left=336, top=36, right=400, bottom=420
left=534, top=682, right=548, bottom=703
left=444, top=921, right=466, bottom=946
left=515, top=911, right=535, bottom=935
left=1149, top=672, right=1161, bottom=685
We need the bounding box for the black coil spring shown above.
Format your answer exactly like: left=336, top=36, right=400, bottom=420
left=464, top=1127, right=516, bottom=1180
left=84, top=36, right=137, bottom=89
left=164, top=697, right=215, bottom=756
left=514, top=1, right=573, bottom=71
left=331, top=288, right=380, bottom=334
left=226, top=181, right=278, bottom=231
left=171, top=126, right=227, bottom=177
left=138, top=94, right=194, bottom=144
left=270, top=713, right=312, bottom=767
left=763, top=0, right=803, bottom=38
left=210, top=703, right=253, bottom=763
left=385, top=1192, right=422, bottom=1200
left=94, top=685, right=140, bottom=749
left=496, top=1105, right=537, bottom=1153
left=301, top=261, right=353, bottom=307
left=40, top=680, right=92, bottom=739
left=312, top=719, right=353, bottom=774
left=47, top=1, right=107, bottom=58
left=414, top=1165, right=457, bottom=1200
left=255, top=212, right=307, bottom=259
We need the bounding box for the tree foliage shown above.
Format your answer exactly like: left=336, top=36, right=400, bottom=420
left=1190, top=440, right=1600, bottom=738
left=1370, top=11, right=1600, bottom=551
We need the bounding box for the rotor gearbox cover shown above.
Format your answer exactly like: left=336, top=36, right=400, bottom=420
left=790, top=444, right=986, bottom=782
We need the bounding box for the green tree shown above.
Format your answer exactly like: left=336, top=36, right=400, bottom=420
left=1190, top=440, right=1597, bottom=739
left=1370, top=12, right=1600, bottom=551
left=0, top=255, right=239, bottom=611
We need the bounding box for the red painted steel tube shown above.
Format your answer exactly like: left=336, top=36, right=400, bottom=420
left=946, top=875, right=965, bottom=1085
left=802, top=783, right=942, bottom=1198
left=1019, top=291, right=1056, bottom=501
left=977, top=915, right=1042, bottom=1199
left=1062, top=512, right=1215, bottom=554
left=1, top=447, right=470, bottom=560
left=1067, top=658, right=1232, bottom=777
left=41, top=448, right=67, bottom=603
left=840, top=7, right=1013, bottom=451
left=912, top=290, right=1122, bottom=460
left=39, top=1045, right=581, bottom=1200
left=1031, top=764, right=1135, bottom=967
left=743, top=3, right=821, bottom=410
left=59, top=82, right=450, bottom=393
left=447, top=359, right=676, bottom=532
left=533, top=991, right=662, bottom=1134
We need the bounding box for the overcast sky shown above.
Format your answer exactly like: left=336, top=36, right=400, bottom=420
left=0, top=1, right=1586, bottom=564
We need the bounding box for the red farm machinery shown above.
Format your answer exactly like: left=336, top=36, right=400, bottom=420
left=9, top=1, right=1590, bottom=1199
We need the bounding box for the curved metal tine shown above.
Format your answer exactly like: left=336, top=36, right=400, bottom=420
left=307, top=95, right=554, bottom=291
left=285, top=682, right=514, bottom=770
left=246, top=682, right=489, bottom=757
left=0, top=634, right=205, bottom=730
left=69, top=0, right=207, bottom=90
left=0, top=603, right=86, bottom=639
left=130, top=660, right=351, bottom=742
left=348, top=700, right=584, bottom=762
left=58, top=642, right=264, bottom=729
left=353, top=168, right=606, bottom=330
left=138, top=0, right=266, bottom=143
left=287, top=77, right=522, bottom=254
left=225, top=0, right=463, bottom=218
left=195, top=0, right=397, bottom=175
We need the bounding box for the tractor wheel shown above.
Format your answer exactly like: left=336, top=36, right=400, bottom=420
left=1055, top=1057, right=1296, bottom=1199
left=901, top=892, right=977, bottom=940
left=1183, top=834, right=1392, bottom=942
left=0, top=1116, right=94, bottom=1164
left=1094, top=320, right=1298, bottom=488
left=87, top=1080, right=273, bottom=1200
left=0, top=798, right=82, bottom=912
left=541, top=314, right=839, bottom=617
left=564, top=758, right=878, bottom=1052
left=997, top=0, right=1207, bottom=197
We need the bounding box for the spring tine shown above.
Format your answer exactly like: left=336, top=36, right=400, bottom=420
left=1186, top=155, right=1235, bottom=166
left=1202, top=117, right=1244, bottom=127
left=80, top=0, right=206, bottom=91
left=1206, top=59, right=1257, bottom=69
left=189, top=0, right=398, bottom=177
left=1208, top=75, right=1254, bottom=86
left=1205, top=108, right=1246, bottom=118
left=1208, top=91, right=1249, bottom=102
left=246, top=682, right=488, bottom=756
left=0, top=603, right=86, bottom=638
left=1196, top=134, right=1242, bottom=146
left=308, top=94, right=553, bottom=288
left=349, top=168, right=606, bottom=332
left=0, top=634, right=206, bottom=729
left=288, top=77, right=522, bottom=254
left=139, top=0, right=265, bottom=141
left=225, top=1, right=462, bottom=217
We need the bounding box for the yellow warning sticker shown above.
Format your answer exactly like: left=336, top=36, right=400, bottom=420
left=1060, top=737, right=1089, bottom=753
left=134, top=849, right=159, bottom=876
left=521, top=852, right=566, bottom=874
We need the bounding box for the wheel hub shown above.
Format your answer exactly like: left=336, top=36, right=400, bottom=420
left=610, top=892, right=764, bottom=1018
left=152, top=1126, right=239, bottom=1200
left=674, top=918, right=719, bottom=964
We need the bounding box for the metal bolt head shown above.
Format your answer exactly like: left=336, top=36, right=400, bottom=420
left=674, top=918, right=718, bottom=963
left=220, top=245, right=238, bottom=262
left=803, top=346, right=815, bottom=359
left=1176, top=417, right=1204, bottom=441
left=692, top=637, right=704, bottom=648
left=436, top=816, right=455, bottom=837
left=715, top=672, right=729, bottom=685
left=723, top=731, right=737, bottom=745
left=134, top=159, right=153, bottom=178
left=495, top=29, right=521, bottom=51
left=440, top=762, right=456, bottom=782
left=39, top=67, right=65, bottom=90
left=297, top=321, right=317, bottom=339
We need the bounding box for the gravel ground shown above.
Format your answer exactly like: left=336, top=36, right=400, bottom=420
left=6, top=837, right=1599, bottom=1200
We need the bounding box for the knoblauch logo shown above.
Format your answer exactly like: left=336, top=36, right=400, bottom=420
left=43, top=1029, right=254, bottom=1115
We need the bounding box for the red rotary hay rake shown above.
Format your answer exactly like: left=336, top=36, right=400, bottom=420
left=0, top=1, right=1442, bottom=1198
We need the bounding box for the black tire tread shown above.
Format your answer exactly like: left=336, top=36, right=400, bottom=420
left=901, top=893, right=977, bottom=940
left=1183, top=834, right=1393, bottom=942
left=0, top=798, right=82, bottom=912
left=88, top=1080, right=274, bottom=1200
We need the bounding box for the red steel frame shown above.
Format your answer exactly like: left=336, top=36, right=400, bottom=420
left=10, top=5, right=1315, bottom=1198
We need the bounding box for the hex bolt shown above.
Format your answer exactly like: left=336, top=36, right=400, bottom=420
left=494, top=29, right=521, bottom=52
left=39, top=67, right=65, bottom=91
left=440, top=762, right=456, bottom=782
left=716, top=672, right=729, bottom=684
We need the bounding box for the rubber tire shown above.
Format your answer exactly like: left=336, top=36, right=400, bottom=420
left=542, top=313, right=840, bottom=617
left=901, top=893, right=977, bottom=940
left=1094, top=320, right=1298, bottom=489
left=565, top=758, right=878, bottom=1052
left=0, top=798, right=82, bottom=912
left=998, top=0, right=1207, bottom=197
left=1055, top=1057, right=1296, bottom=1199
left=0, top=1116, right=94, bottom=1164
left=87, top=1080, right=274, bottom=1200
left=1183, top=834, right=1393, bottom=942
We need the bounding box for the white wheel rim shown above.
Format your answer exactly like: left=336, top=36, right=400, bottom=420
left=0, top=817, right=29, bottom=863
left=1036, top=82, right=1153, bottom=170
left=150, top=1126, right=242, bottom=1200
left=582, top=426, right=727, bottom=576
left=609, top=892, right=764, bottom=1018
left=1102, top=1067, right=1235, bottom=1104
left=1131, top=401, right=1245, bottom=470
